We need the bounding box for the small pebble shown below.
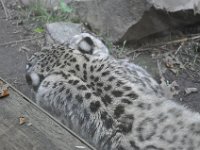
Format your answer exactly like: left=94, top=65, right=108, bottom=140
left=185, top=88, right=198, bottom=95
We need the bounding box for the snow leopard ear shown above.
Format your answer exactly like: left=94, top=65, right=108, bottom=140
left=78, top=36, right=95, bottom=54
left=69, top=33, right=109, bottom=57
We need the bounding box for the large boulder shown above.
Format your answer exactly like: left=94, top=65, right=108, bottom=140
left=45, top=22, right=84, bottom=44
left=19, top=0, right=200, bottom=43
left=19, top=0, right=71, bottom=9
left=70, top=0, right=200, bottom=42
left=19, top=0, right=58, bottom=8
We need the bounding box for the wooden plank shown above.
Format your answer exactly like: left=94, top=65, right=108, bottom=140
left=0, top=78, right=95, bottom=150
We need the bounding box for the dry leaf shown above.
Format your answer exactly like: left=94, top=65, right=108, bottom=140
left=0, top=88, right=9, bottom=98
left=0, top=81, right=9, bottom=98
left=19, top=116, right=26, bottom=125
left=165, top=62, right=174, bottom=68
left=163, top=52, right=185, bottom=71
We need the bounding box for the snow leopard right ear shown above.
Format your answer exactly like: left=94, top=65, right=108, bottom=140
left=78, top=36, right=95, bottom=54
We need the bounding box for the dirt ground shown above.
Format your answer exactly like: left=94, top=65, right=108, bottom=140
left=0, top=1, right=42, bottom=101
left=0, top=1, right=200, bottom=112
left=111, top=38, right=200, bottom=112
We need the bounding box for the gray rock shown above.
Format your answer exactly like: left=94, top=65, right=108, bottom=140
left=45, top=22, right=84, bottom=44
left=19, top=0, right=58, bottom=8
left=19, top=0, right=71, bottom=9
left=19, top=0, right=200, bottom=43
left=70, top=0, right=200, bottom=42
left=149, top=0, right=200, bottom=13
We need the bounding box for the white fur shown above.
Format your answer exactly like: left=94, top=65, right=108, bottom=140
left=26, top=64, right=30, bottom=70
left=27, top=33, right=200, bottom=150
left=30, top=72, right=40, bottom=86
left=79, top=40, right=92, bottom=53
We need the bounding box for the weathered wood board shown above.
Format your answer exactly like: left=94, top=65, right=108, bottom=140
left=0, top=78, right=95, bottom=150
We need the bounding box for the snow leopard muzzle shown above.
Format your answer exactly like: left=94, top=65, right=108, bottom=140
left=26, top=72, right=44, bottom=92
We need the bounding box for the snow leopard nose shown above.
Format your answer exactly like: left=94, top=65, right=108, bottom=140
left=25, top=72, right=44, bottom=91
left=26, top=73, right=32, bottom=85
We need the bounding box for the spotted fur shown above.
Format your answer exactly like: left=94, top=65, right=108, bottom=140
left=26, top=33, right=200, bottom=150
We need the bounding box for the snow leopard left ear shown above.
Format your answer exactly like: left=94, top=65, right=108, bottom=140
left=78, top=36, right=94, bottom=54
left=69, top=33, right=109, bottom=57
